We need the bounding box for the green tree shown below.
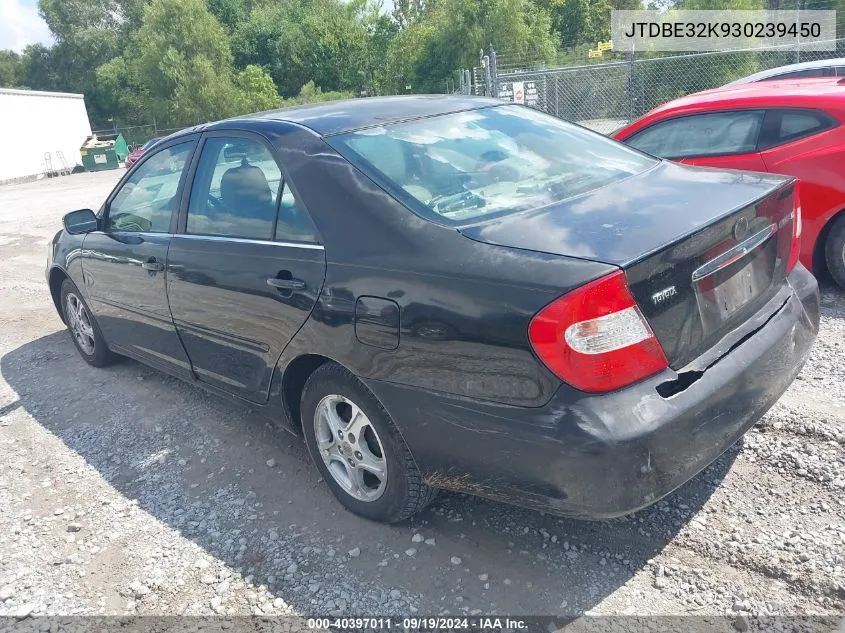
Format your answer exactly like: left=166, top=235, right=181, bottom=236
left=391, top=0, right=435, bottom=28
left=96, top=55, right=148, bottom=123
left=34, top=0, right=147, bottom=125
left=385, top=0, right=557, bottom=93
left=207, top=0, right=251, bottom=32
left=130, top=0, right=241, bottom=124
left=293, top=80, right=354, bottom=103
left=537, top=0, right=642, bottom=49
left=0, top=51, right=23, bottom=87
left=98, top=0, right=288, bottom=127
left=236, top=64, right=283, bottom=111
left=18, top=44, right=58, bottom=91
left=232, top=0, right=370, bottom=98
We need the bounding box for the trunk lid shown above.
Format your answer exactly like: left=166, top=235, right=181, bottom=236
left=459, top=161, right=797, bottom=368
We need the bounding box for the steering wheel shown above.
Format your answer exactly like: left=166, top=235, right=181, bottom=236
left=207, top=194, right=225, bottom=211
left=110, top=212, right=152, bottom=232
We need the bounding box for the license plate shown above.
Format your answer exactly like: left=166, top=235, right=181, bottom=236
left=693, top=235, right=776, bottom=335
left=712, top=262, right=763, bottom=318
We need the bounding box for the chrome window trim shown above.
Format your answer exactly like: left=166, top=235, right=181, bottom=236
left=172, top=233, right=325, bottom=250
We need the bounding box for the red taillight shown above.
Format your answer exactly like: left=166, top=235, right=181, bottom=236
left=787, top=189, right=802, bottom=273
left=528, top=270, right=669, bottom=393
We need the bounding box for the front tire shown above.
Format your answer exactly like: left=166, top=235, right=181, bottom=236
left=300, top=362, right=437, bottom=523
left=60, top=278, right=117, bottom=367
left=824, top=214, right=845, bottom=290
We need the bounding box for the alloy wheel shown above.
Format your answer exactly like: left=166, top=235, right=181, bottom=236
left=65, top=292, right=96, bottom=355
left=313, top=394, right=387, bottom=502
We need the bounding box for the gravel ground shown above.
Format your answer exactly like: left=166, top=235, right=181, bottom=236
left=0, top=172, right=843, bottom=626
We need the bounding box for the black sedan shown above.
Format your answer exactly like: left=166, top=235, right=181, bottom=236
left=46, top=96, right=819, bottom=523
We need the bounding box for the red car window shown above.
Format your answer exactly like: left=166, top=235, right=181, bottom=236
left=624, top=110, right=765, bottom=159
left=757, top=108, right=839, bottom=150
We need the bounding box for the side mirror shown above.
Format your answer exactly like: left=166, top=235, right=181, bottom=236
left=63, top=209, right=98, bottom=235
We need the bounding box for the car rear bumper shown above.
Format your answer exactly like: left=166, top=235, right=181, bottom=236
left=365, top=265, right=820, bottom=519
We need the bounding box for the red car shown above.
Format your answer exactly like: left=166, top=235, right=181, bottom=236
left=124, top=137, right=161, bottom=170
left=614, top=77, right=845, bottom=289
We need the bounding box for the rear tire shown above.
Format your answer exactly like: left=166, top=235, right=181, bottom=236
left=60, top=278, right=117, bottom=367
left=300, top=362, right=437, bottom=523
left=824, top=214, right=845, bottom=290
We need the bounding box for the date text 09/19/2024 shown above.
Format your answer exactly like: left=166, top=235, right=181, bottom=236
left=306, top=617, right=530, bottom=630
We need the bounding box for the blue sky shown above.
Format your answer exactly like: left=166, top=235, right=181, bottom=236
left=0, top=0, right=52, bottom=52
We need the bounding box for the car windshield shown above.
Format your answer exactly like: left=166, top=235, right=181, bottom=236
left=330, top=105, right=657, bottom=225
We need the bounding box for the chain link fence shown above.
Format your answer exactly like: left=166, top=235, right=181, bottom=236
left=92, top=122, right=206, bottom=150
left=458, top=40, right=845, bottom=134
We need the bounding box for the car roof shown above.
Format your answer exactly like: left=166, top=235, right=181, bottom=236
left=240, top=95, right=504, bottom=136
left=724, top=57, right=845, bottom=85
left=645, top=76, right=845, bottom=117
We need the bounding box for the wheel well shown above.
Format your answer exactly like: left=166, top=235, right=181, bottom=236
left=812, top=209, right=845, bottom=278
left=48, top=268, right=68, bottom=323
left=282, top=354, right=331, bottom=434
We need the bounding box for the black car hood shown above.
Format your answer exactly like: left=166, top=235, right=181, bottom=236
left=458, top=160, right=791, bottom=266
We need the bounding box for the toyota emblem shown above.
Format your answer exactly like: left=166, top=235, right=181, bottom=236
left=733, top=217, right=749, bottom=241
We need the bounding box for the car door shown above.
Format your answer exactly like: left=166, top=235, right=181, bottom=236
left=167, top=131, right=326, bottom=403
left=758, top=107, right=845, bottom=265
left=624, top=110, right=768, bottom=171
left=81, top=138, right=197, bottom=379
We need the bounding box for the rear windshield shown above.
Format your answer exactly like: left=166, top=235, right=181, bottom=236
left=329, top=105, right=657, bottom=225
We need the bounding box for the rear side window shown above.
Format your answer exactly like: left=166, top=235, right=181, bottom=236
left=759, top=108, right=838, bottom=149
left=625, top=110, right=764, bottom=158
left=329, top=105, right=656, bottom=225
left=187, top=136, right=316, bottom=242
left=761, top=68, right=826, bottom=81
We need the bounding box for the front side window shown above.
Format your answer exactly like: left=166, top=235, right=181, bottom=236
left=330, top=105, right=656, bottom=225
left=626, top=110, right=764, bottom=159
left=106, top=142, right=193, bottom=232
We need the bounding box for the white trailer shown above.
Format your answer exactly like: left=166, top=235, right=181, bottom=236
left=0, top=88, right=93, bottom=184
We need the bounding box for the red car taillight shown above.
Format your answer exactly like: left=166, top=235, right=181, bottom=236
left=528, top=270, right=669, bottom=393
left=787, top=187, right=802, bottom=273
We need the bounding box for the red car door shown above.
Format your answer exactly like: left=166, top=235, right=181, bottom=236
left=758, top=109, right=845, bottom=268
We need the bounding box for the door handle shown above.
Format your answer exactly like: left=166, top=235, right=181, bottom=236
left=142, top=259, right=165, bottom=272
left=266, top=276, right=305, bottom=290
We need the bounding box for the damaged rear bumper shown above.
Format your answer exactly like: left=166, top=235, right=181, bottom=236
left=365, top=265, right=820, bottom=519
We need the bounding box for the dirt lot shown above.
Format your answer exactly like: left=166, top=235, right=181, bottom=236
left=0, top=171, right=843, bottom=624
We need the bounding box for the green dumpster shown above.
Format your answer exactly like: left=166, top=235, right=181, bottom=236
left=94, top=133, right=129, bottom=161
left=80, top=146, right=119, bottom=171
left=80, top=135, right=123, bottom=172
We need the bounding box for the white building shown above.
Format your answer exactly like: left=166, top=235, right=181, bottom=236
left=0, top=88, right=93, bottom=184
